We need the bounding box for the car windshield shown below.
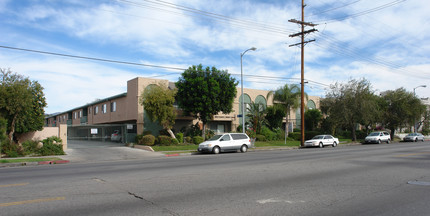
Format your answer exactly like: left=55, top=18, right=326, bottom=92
left=312, top=135, right=324, bottom=140
left=208, top=135, right=223, bottom=141
left=407, top=133, right=417, bottom=136
left=369, top=132, right=380, bottom=136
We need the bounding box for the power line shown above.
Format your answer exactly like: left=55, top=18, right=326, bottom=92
left=0, top=44, right=329, bottom=85
left=306, top=0, right=362, bottom=17
left=312, top=0, right=406, bottom=24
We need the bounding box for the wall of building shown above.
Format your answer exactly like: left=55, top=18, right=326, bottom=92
left=17, top=124, right=68, bottom=150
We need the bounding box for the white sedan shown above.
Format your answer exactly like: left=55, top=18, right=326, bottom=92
left=304, top=135, right=339, bottom=148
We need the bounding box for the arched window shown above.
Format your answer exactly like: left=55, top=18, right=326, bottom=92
left=239, top=94, right=252, bottom=128
left=255, top=95, right=267, bottom=111
left=307, top=100, right=316, bottom=110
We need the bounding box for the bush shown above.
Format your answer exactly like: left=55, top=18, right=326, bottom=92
left=158, top=135, right=172, bottom=146
left=193, top=136, right=204, bottom=145
left=288, top=132, right=301, bottom=141
left=140, top=135, right=155, bottom=146
left=184, top=136, right=192, bottom=144
left=176, top=133, right=184, bottom=144
left=205, top=129, right=215, bottom=140
left=21, top=140, right=38, bottom=156
left=255, top=134, right=266, bottom=141
left=38, top=136, right=64, bottom=156
left=273, top=128, right=284, bottom=141
left=38, top=142, right=64, bottom=156
left=260, top=127, right=276, bottom=141
left=171, top=138, right=179, bottom=145
left=135, top=134, right=144, bottom=143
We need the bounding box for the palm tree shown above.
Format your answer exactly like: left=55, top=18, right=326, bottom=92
left=246, top=102, right=267, bottom=134
left=267, top=84, right=305, bottom=144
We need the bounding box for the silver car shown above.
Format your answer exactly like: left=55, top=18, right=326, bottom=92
left=403, top=133, right=425, bottom=142
left=198, top=133, right=251, bottom=154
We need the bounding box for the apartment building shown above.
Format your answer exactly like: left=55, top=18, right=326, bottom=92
left=45, top=77, right=320, bottom=143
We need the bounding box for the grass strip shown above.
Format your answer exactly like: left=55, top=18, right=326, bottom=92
left=0, top=157, right=62, bottom=164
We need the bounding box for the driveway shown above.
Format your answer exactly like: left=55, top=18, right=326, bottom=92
left=61, top=140, right=164, bottom=163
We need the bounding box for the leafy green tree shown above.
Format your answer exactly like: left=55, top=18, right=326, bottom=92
left=304, top=109, right=322, bottom=131
left=176, top=64, right=237, bottom=139
left=321, top=78, right=377, bottom=141
left=246, top=102, right=267, bottom=134
left=268, top=84, right=303, bottom=144
left=380, top=88, right=426, bottom=138
left=0, top=69, right=47, bottom=142
left=265, top=106, right=285, bottom=130
left=140, top=85, right=177, bottom=139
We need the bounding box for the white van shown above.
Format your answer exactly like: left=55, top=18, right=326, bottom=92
left=197, top=133, right=251, bottom=154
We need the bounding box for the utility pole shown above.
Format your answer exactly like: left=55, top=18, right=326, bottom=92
left=289, top=0, right=317, bottom=147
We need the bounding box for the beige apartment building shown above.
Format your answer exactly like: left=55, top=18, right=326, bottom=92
left=45, top=77, right=320, bottom=143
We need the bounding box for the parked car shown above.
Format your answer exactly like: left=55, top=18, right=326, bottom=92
left=198, top=133, right=251, bottom=154
left=403, top=133, right=425, bottom=142
left=364, top=131, right=390, bottom=144
left=111, top=130, right=121, bottom=142
left=304, top=135, right=339, bottom=148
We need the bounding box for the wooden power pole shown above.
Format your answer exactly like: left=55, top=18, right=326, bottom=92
left=288, top=0, right=317, bottom=147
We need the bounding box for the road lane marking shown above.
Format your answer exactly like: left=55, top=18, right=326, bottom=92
left=395, top=152, right=430, bottom=157
left=0, top=183, right=29, bottom=188
left=0, top=197, right=65, bottom=207
left=257, top=198, right=305, bottom=204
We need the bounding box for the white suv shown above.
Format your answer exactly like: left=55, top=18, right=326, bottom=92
left=198, top=133, right=251, bottom=154
left=364, top=131, right=391, bottom=144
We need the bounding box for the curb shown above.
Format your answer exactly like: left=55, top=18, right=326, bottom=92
left=1, top=160, right=70, bottom=168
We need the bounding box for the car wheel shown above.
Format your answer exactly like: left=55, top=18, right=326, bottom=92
left=319, top=142, right=323, bottom=148
left=378, top=139, right=381, bottom=144
left=387, top=139, right=390, bottom=144
left=212, top=146, right=220, bottom=154
left=332, top=142, right=337, bottom=147
left=240, top=145, right=248, bottom=153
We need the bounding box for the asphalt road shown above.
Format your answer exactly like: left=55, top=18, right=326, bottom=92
left=1, top=142, right=429, bottom=216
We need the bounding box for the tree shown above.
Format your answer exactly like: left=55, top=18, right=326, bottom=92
left=381, top=88, right=426, bottom=138
left=268, top=84, right=302, bottom=144
left=140, top=85, right=177, bottom=139
left=320, top=78, right=377, bottom=141
left=176, top=64, right=237, bottom=139
left=0, top=69, right=47, bottom=143
left=265, top=106, right=285, bottom=130
left=246, top=102, right=267, bottom=134
left=304, top=109, right=322, bottom=131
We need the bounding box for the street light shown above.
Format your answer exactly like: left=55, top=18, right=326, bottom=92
left=413, top=85, right=426, bottom=132
left=240, top=47, right=257, bottom=133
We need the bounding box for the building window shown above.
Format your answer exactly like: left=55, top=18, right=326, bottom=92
left=74, top=112, right=77, bottom=119
left=111, top=102, right=116, bottom=112
left=94, top=106, right=98, bottom=115
left=102, top=104, right=107, bottom=113
left=79, top=111, right=82, bottom=118
left=88, top=108, right=91, bottom=114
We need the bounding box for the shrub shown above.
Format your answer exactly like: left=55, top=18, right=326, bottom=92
left=171, top=138, right=179, bottom=145
left=273, top=128, right=284, bottom=141
left=193, top=136, right=204, bottom=145
left=260, top=126, right=276, bottom=141
left=38, top=142, right=64, bottom=156
left=158, top=135, right=172, bottom=146
left=21, top=140, right=38, bottom=156
left=176, top=133, right=184, bottom=143
left=140, top=135, right=155, bottom=146
left=135, top=134, right=144, bottom=144
left=205, top=129, right=215, bottom=140
left=255, top=134, right=266, bottom=141
left=288, top=132, right=301, bottom=141
left=184, top=136, right=192, bottom=144
left=39, top=136, right=64, bottom=156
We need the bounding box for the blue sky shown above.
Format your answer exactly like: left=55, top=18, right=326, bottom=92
left=1, top=0, right=429, bottom=114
